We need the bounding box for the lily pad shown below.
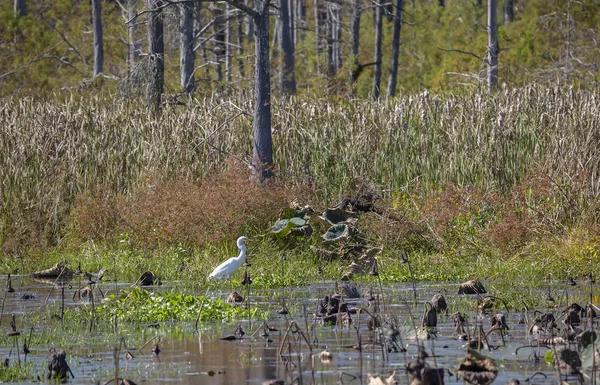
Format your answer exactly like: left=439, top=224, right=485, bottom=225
left=319, top=208, right=357, bottom=225
left=271, top=217, right=308, bottom=237
left=322, top=223, right=351, bottom=243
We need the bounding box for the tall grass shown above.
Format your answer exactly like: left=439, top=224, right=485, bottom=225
left=1, top=85, right=599, bottom=252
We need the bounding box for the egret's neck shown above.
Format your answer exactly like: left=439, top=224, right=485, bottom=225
left=237, top=245, right=247, bottom=261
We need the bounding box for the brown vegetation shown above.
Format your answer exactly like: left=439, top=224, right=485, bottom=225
left=70, top=162, right=309, bottom=249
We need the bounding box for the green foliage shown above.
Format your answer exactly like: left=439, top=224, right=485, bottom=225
left=0, top=0, right=127, bottom=95
left=1, top=0, right=599, bottom=96
left=95, top=288, right=258, bottom=323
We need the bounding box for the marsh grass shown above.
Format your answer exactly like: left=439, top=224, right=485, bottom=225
left=2, top=85, right=600, bottom=286
left=2, top=85, right=600, bottom=252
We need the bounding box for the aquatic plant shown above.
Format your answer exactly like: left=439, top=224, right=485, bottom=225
left=0, top=361, right=34, bottom=382
left=94, top=288, right=261, bottom=323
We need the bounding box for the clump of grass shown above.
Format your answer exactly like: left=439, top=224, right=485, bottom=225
left=88, top=288, right=263, bottom=323
left=0, top=361, right=35, bottom=382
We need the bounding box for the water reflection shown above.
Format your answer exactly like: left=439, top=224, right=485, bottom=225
left=0, top=275, right=595, bottom=385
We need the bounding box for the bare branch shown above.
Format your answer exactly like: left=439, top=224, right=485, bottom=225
left=193, top=19, right=217, bottom=41
left=443, top=71, right=484, bottom=80
left=34, top=56, right=85, bottom=74
left=438, top=47, right=485, bottom=62
left=127, top=0, right=258, bottom=25
left=222, top=0, right=258, bottom=18
left=0, top=69, right=18, bottom=81
left=126, top=0, right=193, bottom=24
left=0, top=42, right=78, bottom=81
left=113, top=0, right=127, bottom=13
left=46, top=22, right=91, bottom=70
left=193, top=11, right=245, bottom=49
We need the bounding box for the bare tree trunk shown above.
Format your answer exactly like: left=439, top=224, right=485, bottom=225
left=218, top=0, right=273, bottom=180
left=314, top=0, right=320, bottom=74
left=372, top=3, right=383, bottom=99
left=92, top=0, right=104, bottom=76
left=326, top=2, right=341, bottom=76
left=127, top=1, right=141, bottom=66
left=387, top=0, right=404, bottom=97
left=290, top=0, right=295, bottom=45
left=279, top=0, right=296, bottom=95
left=14, top=0, right=26, bottom=17
left=13, top=0, right=26, bottom=43
left=195, top=1, right=210, bottom=78
left=147, top=0, right=165, bottom=108
left=334, top=2, right=342, bottom=73
left=504, top=0, right=513, bottom=23
left=327, top=3, right=334, bottom=76
left=252, top=1, right=273, bottom=179
left=487, top=0, right=498, bottom=91
left=237, top=13, right=245, bottom=78
left=211, top=4, right=225, bottom=82
left=245, top=0, right=254, bottom=42
left=225, top=3, right=232, bottom=82
left=350, top=0, right=361, bottom=85
left=296, top=0, right=306, bottom=42
left=180, top=1, right=195, bottom=93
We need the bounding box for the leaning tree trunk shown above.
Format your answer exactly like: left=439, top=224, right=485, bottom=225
left=487, top=0, right=498, bottom=91
left=350, top=0, right=361, bottom=85
left=504, top=0, right=513, bottom=23
left=180, top=1, right=195, bottom=93
left=387, top=0, right=404, bottom=97
left=279, top=0, right=296, bottom=95
left=92, top=0, right=104, bottom=76
left=372, top=3, right=383, bottom=99
left=252, top=1, right=273, bottom=179
left=147, top=0, right=165, bottom=108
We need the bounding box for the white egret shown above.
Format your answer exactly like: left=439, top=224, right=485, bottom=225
left=208, top=236, right=249, bottom=280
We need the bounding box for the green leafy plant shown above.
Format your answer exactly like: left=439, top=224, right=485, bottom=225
left=271, top=216, right=308, bottom=237
left=95, top=288, right=260, bottom=323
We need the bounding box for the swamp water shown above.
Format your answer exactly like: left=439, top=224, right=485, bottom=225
left=0, top=275, right=597, bottom=384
